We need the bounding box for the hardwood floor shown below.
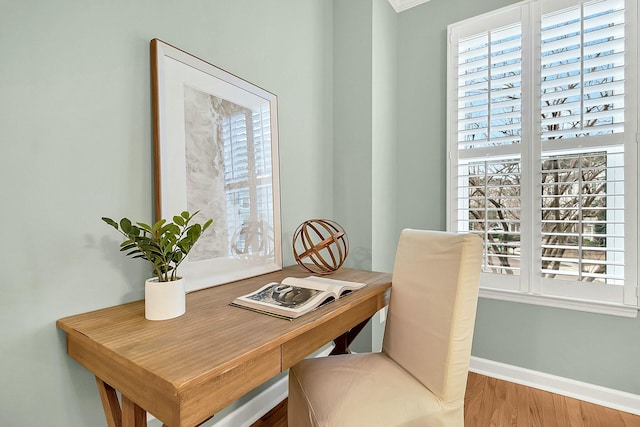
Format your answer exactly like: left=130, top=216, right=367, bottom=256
left=251, top=372, right=640, bottom=427
left=250, top=399, right=288, bottom=427
left=463, top=372, right=640, bottom=427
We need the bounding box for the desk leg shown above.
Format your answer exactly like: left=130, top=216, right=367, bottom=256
left=330, top=318, right=369, bottom=355
left=96, top=377, right=122, bottom=427
left=95, top=377, right=147, bottom=427
left=122, top=395, right=147, bottom=427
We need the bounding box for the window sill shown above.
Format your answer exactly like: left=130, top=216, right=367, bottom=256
left=479, top=287, right=639, bottom=318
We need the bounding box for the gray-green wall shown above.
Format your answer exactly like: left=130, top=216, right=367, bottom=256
left=1, top=0, right=638, bottom=426
left=332, top=0, right=398, bottom=352
left=1, top=1, right=333, bottom=426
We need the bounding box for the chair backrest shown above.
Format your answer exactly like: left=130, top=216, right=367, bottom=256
left=382, top=229, right=483, bottom=404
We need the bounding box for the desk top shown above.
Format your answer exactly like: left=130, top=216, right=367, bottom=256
left=57, top=265, right=391, bottom=426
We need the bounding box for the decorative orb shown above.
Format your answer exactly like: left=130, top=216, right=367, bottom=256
left=292, top=219, right=349, bottom=275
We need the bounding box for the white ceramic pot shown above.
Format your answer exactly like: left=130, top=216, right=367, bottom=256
left=144, top=277, right=186, bottom=320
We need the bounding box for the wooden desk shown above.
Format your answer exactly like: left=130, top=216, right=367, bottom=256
left=57, top=266, right=391, bottom=427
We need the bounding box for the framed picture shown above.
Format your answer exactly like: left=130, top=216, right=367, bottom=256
left=150, top=38, right=282, bottom=292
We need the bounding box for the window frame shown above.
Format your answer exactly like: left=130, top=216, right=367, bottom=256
left=446, top=0, right=639, bottom=317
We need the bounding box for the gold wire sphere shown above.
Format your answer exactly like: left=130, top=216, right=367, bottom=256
left=292, top=219, right=349, bottom=275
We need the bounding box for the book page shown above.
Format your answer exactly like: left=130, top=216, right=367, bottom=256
left=244, top=283, right=323, bottom=309
left=282, top=276, right=366, bottom=294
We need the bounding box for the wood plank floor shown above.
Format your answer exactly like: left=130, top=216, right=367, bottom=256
left=251, top=372, right=640, bottom=427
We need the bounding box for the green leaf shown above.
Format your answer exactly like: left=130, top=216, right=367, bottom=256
left=161, top=223, right=180, bottom=236
left=139, top=243, right=161, bottom=254
left=119, top=241, right=138, bottom=250
left=186, top=225, right=201, bottom=241
left=152, top=219, right=166, bottom=232
left=129, top=225, right=141, bottom=237
left=173, top=215, right=185, bottom=226
left=120, top=218, right=132, bottom=234
left=137, top=222, right=153, bottom=232
left=158, top=223, right=171, bottom=235
left=126, top=249, right=143, bottom=257
left=101, top=217, right=119, bottom=229
left=122, top=243, right=141, bottom=251
left=120, top=239, right=135, bottom=248
left=159, top=234, right=171, bottom=250
left=134, top=238, right=147, bottom=245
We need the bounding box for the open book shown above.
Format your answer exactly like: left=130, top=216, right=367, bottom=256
left=231, top=276, right=366, bottom=319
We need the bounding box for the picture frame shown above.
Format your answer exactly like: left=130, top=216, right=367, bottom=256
left=150, top=38, right=282, bottom=292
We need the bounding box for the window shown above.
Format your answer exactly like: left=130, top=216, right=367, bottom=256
left=447, top=0, right=638, bottom=315
left=222, top=104, right=276, bottom=258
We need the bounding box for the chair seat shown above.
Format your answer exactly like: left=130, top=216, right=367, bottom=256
left=288, top=352, right=462, bottom=427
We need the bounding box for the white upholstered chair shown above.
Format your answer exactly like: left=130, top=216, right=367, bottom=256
left=288, top=229, right=483, bottom=427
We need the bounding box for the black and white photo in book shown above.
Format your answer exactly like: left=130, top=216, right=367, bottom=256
left=231, top=276, right=366, bottom=319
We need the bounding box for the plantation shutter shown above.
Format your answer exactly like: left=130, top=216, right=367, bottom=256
left=448, top=0, right=638, bottom=311
left=539, top=0, right=627, bottom=289
left=540, top=150, right=625, bottom=285
left=452, top=6, right=525, bottom=283
left=456, top=23, right=523, bottom=151
left=541, top=0, right=625, bottom=141
left=457, top=158, right=522, bottom=276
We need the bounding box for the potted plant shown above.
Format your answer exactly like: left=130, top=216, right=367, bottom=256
left=102, top=211, right=213, bottom=320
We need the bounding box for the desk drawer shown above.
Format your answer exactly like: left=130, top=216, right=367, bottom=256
left=179, top=346, right=281, bottom=426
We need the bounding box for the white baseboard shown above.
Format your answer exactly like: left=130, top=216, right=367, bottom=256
left=470, top=356, right=640, bottom=416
